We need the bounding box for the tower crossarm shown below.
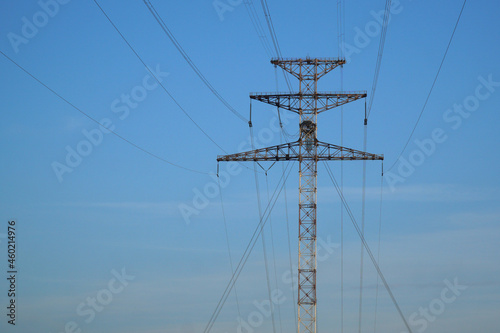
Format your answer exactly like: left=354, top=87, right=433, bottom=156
left=271, top=58, right=346, bottom=80
left=316, top=141, right=384, bottom=160
left=250, top=92, right=367, bottom=114
left=217, top=141, right=301, bottom=162
left=217, top=140, right=383, bottom=162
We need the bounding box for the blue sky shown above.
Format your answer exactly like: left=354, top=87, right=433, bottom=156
left=0, top=0, right=499, bottom=332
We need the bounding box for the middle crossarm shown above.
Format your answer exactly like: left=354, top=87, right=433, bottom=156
left=217, top=140, right=383, bottom=162
left=249, top=92, right=367, bottom=114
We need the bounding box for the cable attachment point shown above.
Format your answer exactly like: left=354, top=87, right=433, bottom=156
left=249, top=99, right=253, bottom=128
left=364, top=118, right=368, bottom=126
left=277, top=108, right=283, bottom=128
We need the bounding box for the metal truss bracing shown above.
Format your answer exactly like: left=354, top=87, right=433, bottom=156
left=217, top=58, right=383, bottom=333
left=271, top=58, right=346, bottom=80
left=250, top=92, right=367, bottom=114
left=297, top=139, right=317, bottom=333
left=216, top=140, right=383, bottom=162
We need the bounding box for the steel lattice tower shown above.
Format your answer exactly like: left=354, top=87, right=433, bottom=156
left=217, top=58, right=383, bottom=333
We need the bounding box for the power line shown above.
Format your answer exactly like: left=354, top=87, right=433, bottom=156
left=386, top=0, right=467, bottom=172
left=337, top=1, right=346, bottom=331
left=266, top=174, right=283, bottom=333
left=367, top=0, right=392, bottom=118
left=92, top=0, right=226, bottom=153
left=259, top=0, right=293, bottom=91
left=0, top=49, right=209, bottom=175
left=373, top=165, right=385, bottom=333
left=260, top=0, right=282, bottom=58
left=323, top=162, right=414, bottom=333
left=250, top=127, right=277, bottom=333
left=337, top=0, right=346, bottom=59
left=216, top=177, right=243, bottom=322
left=278, top=153, right=297, bottom=326
left=142, top=0, right=248, bottom=123
left=358, top=119, right=368, bottom=333
left=360, top=1, right=391, bottom=323
left=94, top=0, right=263, bottom=175
left=244, top=0, right=274, bottom=58
left=276, top=74, right=298, bottom=324
left=203, top=162, right=295, bottom=333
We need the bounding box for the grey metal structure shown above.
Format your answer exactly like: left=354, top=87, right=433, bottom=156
left=217, top=58, right=383, bottom=333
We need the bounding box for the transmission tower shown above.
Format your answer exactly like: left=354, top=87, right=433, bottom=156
left=217, top=58, right=383, bottom=333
